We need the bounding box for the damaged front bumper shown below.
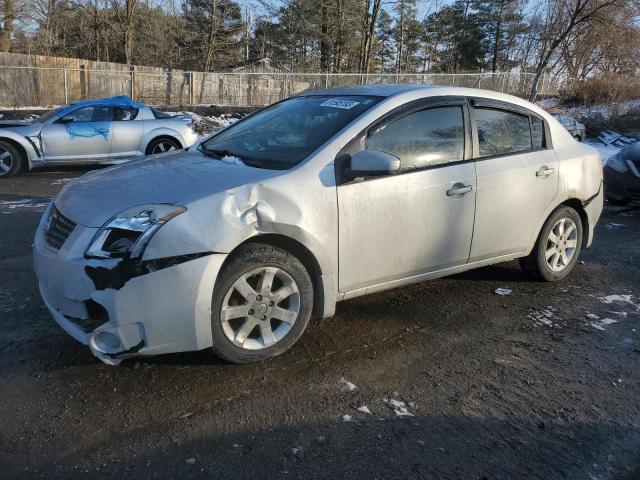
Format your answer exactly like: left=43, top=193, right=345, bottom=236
left=33, top=207, right=227, bottom=365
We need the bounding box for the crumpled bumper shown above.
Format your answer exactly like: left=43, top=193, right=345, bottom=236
left=33, top=207, right=227, bottom=365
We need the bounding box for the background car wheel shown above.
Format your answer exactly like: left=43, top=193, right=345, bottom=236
left=519, top=206, right=583, bottom=282
left=573, top=135, right=582, bottom=142
left=210, top=244, right=313, bottom=364
left=0, top=140, right=23, bottom=178
left=146, top=137, right=181, bottom=155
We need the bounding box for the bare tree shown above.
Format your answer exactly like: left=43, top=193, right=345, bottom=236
left=110, top=0, right=138, bottom=64
left=528, top=0, right=621, bottom=101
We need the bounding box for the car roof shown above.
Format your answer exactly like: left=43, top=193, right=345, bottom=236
left=297, top=83, right=436, bottom=98
left=62, top=95, right=145, bottom=110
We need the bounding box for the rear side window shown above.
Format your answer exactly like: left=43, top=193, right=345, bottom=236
left=475, top=108, right=531, bottom=157
left=366, top=106, right=465, bottom=171
left=531, top=116, right=545, bottom=149
left=151, top=107, right=172, bottom=119
left=113, top=107, right=139, bottom=121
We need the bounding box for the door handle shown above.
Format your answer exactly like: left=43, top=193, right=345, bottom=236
left=446, top=183, right=473, bottom=196
left=536, top=166, right=555, bottom=177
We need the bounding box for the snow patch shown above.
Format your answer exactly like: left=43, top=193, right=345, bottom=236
left=342, top=414, right=353, bottom=422
left=590, top=317, right=618, bottom=331
left=220, top=155, right=245, bottom=166
left=339, top=377, right=358, bottom=392
left=495, top=288, right=512, bottom=296
left=356, top=405, right=372, bottom=415
left=384, top=398, right=414, bottom=417
left=605, top=223, right=628, bottom=230
left=529, top=307, right=561, bottom=327
left=0, top=198, right=50, bottom=213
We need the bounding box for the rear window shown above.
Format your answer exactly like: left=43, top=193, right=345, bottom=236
left=475, top=108, right=532, bottom=157
left=531, top=117, right=545, bottom=149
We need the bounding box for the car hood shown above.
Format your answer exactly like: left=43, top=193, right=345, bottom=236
left=54, top=150, right=282, bottom=227
left=0, top=120, right=33, bottom=127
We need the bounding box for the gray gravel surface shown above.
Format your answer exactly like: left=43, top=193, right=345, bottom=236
left=1, top=168, right=639, bottom=479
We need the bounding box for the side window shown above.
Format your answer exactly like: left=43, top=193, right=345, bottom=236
left=531, top=116, right=545, bottom=149
left=113, top=107, right=139, bottom=121
left=61, top=106, right=111, bottom=123
left=366, top=106, right=465, bottom=171
left=475, top=108, right=531, bottom=157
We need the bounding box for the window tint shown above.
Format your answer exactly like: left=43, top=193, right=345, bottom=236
left=475, top=108, right=531, bottom=157
left=531, top=116, right=545, bottom=149
left=366, top=106, right=465, bottom=171
left=62, top=106, right=111, bottom=122
left=114, top=107, right=139, bottom=121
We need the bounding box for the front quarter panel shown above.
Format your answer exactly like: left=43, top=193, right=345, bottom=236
left=142, top=162, right=339, bottom=315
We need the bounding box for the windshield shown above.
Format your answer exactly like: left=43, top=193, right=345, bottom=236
left=201, top=95, right=382, bottom=169
left=37, top=107, right=65, bottom=123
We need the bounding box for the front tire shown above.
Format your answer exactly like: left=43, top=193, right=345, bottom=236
left=520, top=206, right=583, bottom=281
left=0, top=140, right=23, bottom=178
left=210, top=244, right=313, bottom=364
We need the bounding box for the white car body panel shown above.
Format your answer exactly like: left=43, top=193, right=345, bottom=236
left=32, top=85, right=603, bottom=364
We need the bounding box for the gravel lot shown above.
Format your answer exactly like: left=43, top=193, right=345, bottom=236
left=1, top=167, right=639, bottom=480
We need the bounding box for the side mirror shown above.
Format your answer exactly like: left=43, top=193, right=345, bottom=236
left=346, top=150, right=400, bottom=179
left=57, top=116, right=74, bottom=124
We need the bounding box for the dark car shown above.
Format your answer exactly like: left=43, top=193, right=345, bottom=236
left=604, top=142, right=640, bottom=204
left=552, top=113, right=586, bottom=142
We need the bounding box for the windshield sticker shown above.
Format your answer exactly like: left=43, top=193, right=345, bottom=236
left=320, top=99, right=360, bottom=110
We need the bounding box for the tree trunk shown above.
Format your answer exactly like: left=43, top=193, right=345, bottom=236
left=491, top=0, right=504, bottom=73
left=0, top=0, right=15, bottom=52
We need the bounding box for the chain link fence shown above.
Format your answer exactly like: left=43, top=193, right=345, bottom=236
left=0, top=65, right=565, bottom=109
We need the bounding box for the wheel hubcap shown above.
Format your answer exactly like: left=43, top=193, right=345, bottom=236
left=546, top=218, right=578, bottom=272
left=221, top=266, right=300, bottom=350
left=0, top=148, right=14, bottom=175
left=152, top=140, right=177, bottom=154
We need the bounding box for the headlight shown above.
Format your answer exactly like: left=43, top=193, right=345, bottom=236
left=86, top=204, right=186, bottom=259
left=606, top=152, right=629, bottom=173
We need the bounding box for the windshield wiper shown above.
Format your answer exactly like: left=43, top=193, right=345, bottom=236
left=199, top=146, right=236, bottom=158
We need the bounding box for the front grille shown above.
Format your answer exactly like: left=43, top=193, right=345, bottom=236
left=44, top=207, right=76, bottom=249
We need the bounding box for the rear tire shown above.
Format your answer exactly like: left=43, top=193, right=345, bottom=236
left=519, top=206, right=583, bottom=281
left=210, top=244, right=313, bottom=364
left=146, top=137, right=181, bottom=155
left=0, top=140, right=23, bottom=178
left=573, top=135, right=582, bottom=142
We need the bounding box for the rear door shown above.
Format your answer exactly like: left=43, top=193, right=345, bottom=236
left=337, top=99, right=477, bottom=293
left=469, top=101, right=558, bottom=261
left=41, top=105, right=113, bottom=162
left=109, top=106, right=144, bottom=160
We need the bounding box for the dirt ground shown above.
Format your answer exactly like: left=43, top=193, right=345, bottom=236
left=1, top=167, right=639, bottom=480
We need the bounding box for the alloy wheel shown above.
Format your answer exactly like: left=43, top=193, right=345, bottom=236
left=220, top=266, right=300, bottom=350
left=0, top=147, right=14, bottom=176
left=545, top=218, right=578, bottom=272
left=151, top=140, right=178, bottom=154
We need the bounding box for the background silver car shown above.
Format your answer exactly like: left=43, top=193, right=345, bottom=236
left=552, top=113, right=586, bottom=141
left=0, top=96, right=199, bottom=177
left=33, top=85, right=603, bottom=365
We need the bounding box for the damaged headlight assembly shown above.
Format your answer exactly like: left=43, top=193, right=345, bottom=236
left=86, top=204, right=186, bottom=259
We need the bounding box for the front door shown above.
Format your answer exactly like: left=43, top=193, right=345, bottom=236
left=41, top=105, right=113, bottom=162
left=469, top=105, right=559, bottom=261
left=337, top=102, right=477, bottom=293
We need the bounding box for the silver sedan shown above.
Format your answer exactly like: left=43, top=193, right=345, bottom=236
left=0, top=96, right=199, bottom=177
left=33, top=85, right=604, bottom=365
